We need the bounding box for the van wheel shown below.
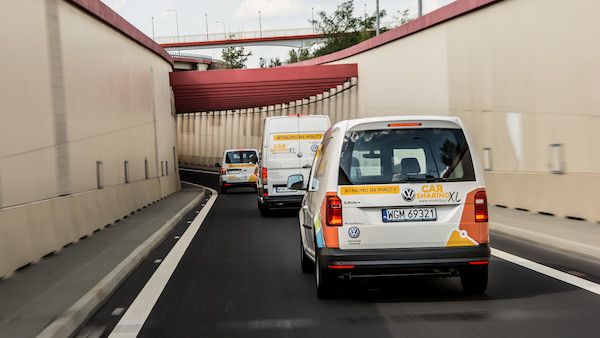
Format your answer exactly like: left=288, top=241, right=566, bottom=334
left=315, top=251, right=336, bottom=298
left=460, top=266, right=488, bottom=294
left=300, top=237, right=313, bottom=273
left=260, top=203, right=270, bottom=217
left=220, top=185, right=227, bottom=194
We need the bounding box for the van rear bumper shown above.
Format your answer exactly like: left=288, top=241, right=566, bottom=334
left=318, top=244, right=490, bottom=278
left=222, top=181, right=256, bottom=188
left=263, top=195, right=304, bottom=208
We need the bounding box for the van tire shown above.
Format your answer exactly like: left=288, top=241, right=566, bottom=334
left=315, top=251, right=336, bottom=298
left=260, top=203, right=270, bottom=217
left=460, top=266, right=488, bottom=294
left=220, top=185, right=227, bottom=194
left=300, top=237, right=313, bottom=273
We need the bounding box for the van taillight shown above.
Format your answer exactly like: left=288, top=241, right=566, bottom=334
left=475, top=191, right=488, bottom=222
left=262, top=168, right=267, bottom=184
left=326, top=196, right=342, bottom=226
left=221, top=168, right=226, bottom=175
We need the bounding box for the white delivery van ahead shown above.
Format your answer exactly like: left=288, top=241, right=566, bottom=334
left=257, top=115, right=331, bottom=216
left=219, top=148, right=259, bottom=194
left=287, top=116, right=490, bottom=298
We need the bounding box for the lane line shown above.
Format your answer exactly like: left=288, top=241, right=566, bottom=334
left=108, top=184, right=218, bottom=338
left=492, top=248, right=600, bottom=296
left=179, top=168, right=220, bottom=175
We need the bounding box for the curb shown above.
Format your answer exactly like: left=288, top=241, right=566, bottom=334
left=37, top=189, right=206, bottom=338
left=490, top=221, right=600, bottom=261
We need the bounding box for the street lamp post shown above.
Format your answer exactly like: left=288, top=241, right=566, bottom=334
left=311, top=7, right=315, bottom=34
left=376, top=0, right=380, bottom=35
left=215, top=21, right=226, bottom=40
left=205, top=14, right=209, bottom=41
left=166, top=9, right=179, bottom=42
left=259, top=11, right=262, bottom=38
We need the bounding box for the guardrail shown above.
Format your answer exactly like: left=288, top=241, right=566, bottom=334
left=169, top=51, right=213, bottom=61
left=154, top=22, right=402, bottom=44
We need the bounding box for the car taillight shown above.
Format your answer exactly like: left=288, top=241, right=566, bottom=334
left=326, top=195, right=342, bottom=226
left=262, top=168, right=267, bottom=184
left=221, top=168, right=226, bottom=175
left=475, top=191, right=488, bottom=222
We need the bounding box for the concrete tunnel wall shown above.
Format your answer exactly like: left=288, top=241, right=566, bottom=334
left=0, top=0, right=180, bottom=279
left=177, top=0, right=599, bottom=223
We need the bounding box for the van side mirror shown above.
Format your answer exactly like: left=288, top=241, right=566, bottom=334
left=287, top=174, right=305, bottom=190
left=249, top=154, right=258, bottom=164
left=215, top=162, right=221, bottom=167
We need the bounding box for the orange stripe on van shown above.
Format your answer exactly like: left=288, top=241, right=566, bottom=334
left=459, top=188, right=489, bottom=244
left=320, top=191, right=340, bottom=248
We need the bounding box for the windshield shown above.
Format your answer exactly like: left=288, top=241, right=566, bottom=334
left=225, top=151, right=257, bottom=164
left=338, top=128, right=476, bottom=185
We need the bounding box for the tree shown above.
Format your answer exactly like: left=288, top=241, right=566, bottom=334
left=310, top=0, right=386, bottom=57
left=394, top=9, right=415, bottom=25
left=286, top=47, right=312, bottom=64
left=268, top=57, right=282, bottom=67
left=259, top=57, right=282, bottom=68
left=221, top=35, right=253, bottom=69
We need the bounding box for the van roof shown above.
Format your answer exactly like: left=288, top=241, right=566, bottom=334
left=223, top=149, right=258, bottom=153
left=265, top=115, right=330, bottom=134
left=264, top=115, right=329, bottom=121
left=339, top=115, right=464, bottom=131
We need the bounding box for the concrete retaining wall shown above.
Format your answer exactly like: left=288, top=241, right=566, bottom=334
left=0, top=0, right=180, bottom=278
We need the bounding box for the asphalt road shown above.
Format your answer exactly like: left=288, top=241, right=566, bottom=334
left=79, top=169, right=600, bottom=337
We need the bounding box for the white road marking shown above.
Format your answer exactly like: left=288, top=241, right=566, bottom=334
left=111, top=308, right=126, bottom=316
left=492, top=248, right=600, bottom=296
left=179, top=168, right=220, bottom=175
left=108, top=184, right=217, bottom=338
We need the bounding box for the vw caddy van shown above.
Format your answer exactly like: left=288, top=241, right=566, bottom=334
left=287, top=116, right=490, bottom=298
left=257, top=115, right=331, bottom=216
left=219, top=148, right=259, bottom=194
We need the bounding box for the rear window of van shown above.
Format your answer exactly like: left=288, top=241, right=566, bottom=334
left=338, top=128, right=476, bottom=185
left=225, top=150, right=257, bottom=164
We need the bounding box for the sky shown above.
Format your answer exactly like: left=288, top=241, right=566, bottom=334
left=101, top=0, right=455, bottom=68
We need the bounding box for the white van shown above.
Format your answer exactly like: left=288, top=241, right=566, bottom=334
left=219, top=148, right=259, bottom=194
left=257, top=115, right=331, bottom=216
left=287, top=116, right=490, bottom=298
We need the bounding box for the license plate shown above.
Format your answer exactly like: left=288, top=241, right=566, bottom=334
left=275, top=187, right=296, bottom=193
left=382, top=207, right=437, bottom=222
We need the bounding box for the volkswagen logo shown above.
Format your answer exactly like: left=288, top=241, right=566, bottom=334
left=348, top=226, right=360, bottom=239
left=402, top=188, right=415, bottom=202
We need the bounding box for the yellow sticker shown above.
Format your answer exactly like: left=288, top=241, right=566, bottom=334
left=227, top=163, right=255, bottom=168
left=445, top=229, right=477, bottom=247
left=274, top=133, right=323, bottom=141
left=340, top=186, right=399, bottom=195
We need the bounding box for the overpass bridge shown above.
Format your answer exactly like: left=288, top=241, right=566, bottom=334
left=1, top=0, right=599, bottom=284
left=157, top=27, right=326, bottom=51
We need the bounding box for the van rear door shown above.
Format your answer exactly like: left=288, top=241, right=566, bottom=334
left=224, top=150, right=258, bottom=183
left=335, top=121, right=483, bottom=250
